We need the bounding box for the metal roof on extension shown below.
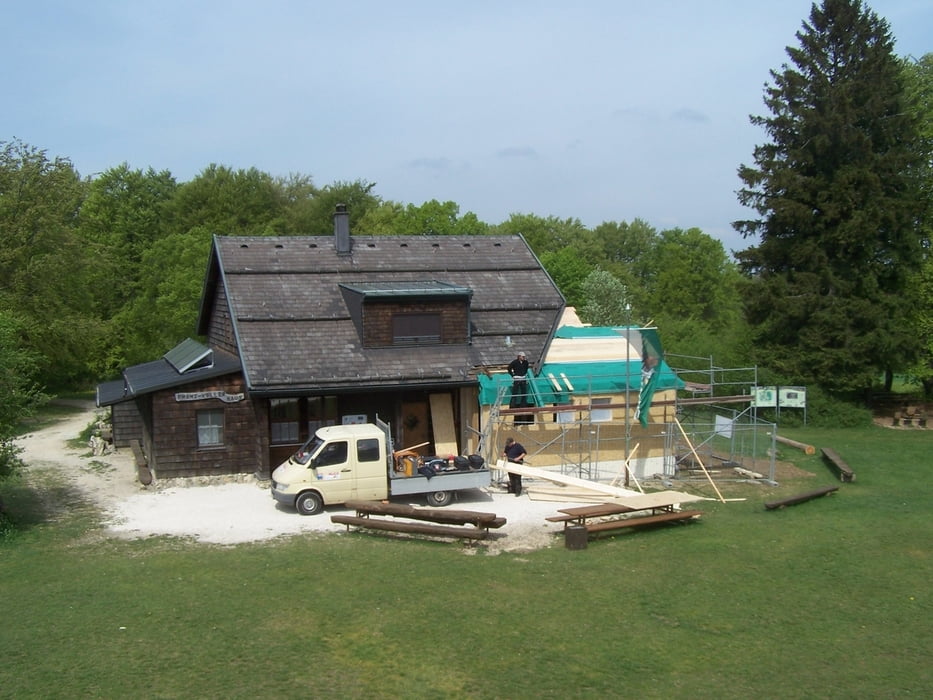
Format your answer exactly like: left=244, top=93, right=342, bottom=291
left=96, top=339, right=242, bottom=407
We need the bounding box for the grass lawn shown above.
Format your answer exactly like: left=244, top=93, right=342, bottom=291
left=1, top=420, right=931, bottom=698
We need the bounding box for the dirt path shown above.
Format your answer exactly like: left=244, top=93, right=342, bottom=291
left=16, top=401, right=142, bottom=509
left=14, top=402, right=581, bottom=553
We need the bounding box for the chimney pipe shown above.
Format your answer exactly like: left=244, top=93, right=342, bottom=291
left=333, top=203, right=351, bottom=256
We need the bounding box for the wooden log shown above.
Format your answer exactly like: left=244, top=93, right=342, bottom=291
left=129, top=439, right=153, bottom=486
left=820, top=448, right=855, bottom=482
left=330, top=515, right=489, bottom=539
left=343, top=500, right=502, bottom=527
left=769, top=433, right=816, bottom=455
left=764, top=485, right=839, bottom=510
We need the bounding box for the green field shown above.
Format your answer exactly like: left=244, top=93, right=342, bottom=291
left=1, top=419, right=931, bottom=699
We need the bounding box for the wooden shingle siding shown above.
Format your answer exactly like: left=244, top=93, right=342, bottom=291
left=362, top=301, right=468, bottom=346
left=111, top=400, right=144, bottom=448
left=149, top=375, right=261, bottom=479
left=206, top=284, right=238, bottom=354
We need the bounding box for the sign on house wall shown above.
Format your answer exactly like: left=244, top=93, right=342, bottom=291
left=174, top=391, right=245, bottom=403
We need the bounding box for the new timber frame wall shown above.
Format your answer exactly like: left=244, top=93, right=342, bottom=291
left=481, top=388, right=679, bottom=481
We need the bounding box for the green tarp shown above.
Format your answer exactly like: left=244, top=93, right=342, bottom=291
left=478, top=326, right=682, bottom=412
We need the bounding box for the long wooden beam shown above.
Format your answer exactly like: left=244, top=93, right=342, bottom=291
left=764, top=485, right=839, bottom=510
left=674, top=418, right=725, bottom=503
left=498, top=394, right=754, bottom=415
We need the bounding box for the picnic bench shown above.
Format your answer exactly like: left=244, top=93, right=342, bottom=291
left=820, top=447, right=855, bottom=482
left=331, top=500, right=506, bottom=541
left=546, top=495, right=703, bottom=540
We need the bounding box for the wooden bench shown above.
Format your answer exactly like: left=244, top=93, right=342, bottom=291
left=820, top=448, right=855, bottom=482
left=583, top=509, right=703, bottom=537
left=332, top=500, right=506, bottom=540
left=545, top=503, right=635, bottom=529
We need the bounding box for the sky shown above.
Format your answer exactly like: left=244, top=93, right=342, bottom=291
left=4, top=1, right=931, bottom=253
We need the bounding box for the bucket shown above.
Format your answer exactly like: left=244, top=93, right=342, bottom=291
left=565, top=525, right=588, bottom=550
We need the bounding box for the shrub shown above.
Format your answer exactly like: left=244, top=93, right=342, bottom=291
left=774, top=385, right=872, bottom=428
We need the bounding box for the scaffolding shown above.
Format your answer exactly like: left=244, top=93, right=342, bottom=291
left=480, top=354, right=778, bottom=485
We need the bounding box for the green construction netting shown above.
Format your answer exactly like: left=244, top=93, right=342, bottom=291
left=478, top=358, right=683, bottom=406
left=479, top=326, right=684, bottom=407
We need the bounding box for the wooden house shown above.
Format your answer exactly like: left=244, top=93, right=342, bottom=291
left=97, top=207, right=566, bottom=479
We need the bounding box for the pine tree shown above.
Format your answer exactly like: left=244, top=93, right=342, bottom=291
left=734, top=0, right=925, bottom=393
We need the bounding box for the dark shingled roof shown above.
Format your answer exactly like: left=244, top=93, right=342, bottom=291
left=96, top=340, right=242, bottom=406
left=198, top=234, right=565, bottom=395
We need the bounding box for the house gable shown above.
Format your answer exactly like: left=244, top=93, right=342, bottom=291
left=198, top=233, right=565, bottom=395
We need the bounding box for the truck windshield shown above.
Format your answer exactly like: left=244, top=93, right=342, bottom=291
left=292, top=435, right=324, bottom=465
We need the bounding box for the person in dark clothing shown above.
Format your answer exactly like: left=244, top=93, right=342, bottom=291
left=502, top=437, right=526, bottom=496
left=507, top=352, right=530, bottom=408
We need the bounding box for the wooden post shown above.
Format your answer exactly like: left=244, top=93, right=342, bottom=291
left=610, top=442, right=642, bottom=492
left=674, top=418, right=725, bottom=503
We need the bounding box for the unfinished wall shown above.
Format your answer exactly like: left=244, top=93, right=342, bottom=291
left=483, top=388, right=679, bottom=479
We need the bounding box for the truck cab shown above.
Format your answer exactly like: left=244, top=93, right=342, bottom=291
left=271, top=423, right=389, bottom=515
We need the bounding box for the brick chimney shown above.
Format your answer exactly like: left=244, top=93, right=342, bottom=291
left=333, top=203, right=351, bottom=256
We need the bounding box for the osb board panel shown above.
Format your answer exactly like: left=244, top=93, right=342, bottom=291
left=544, top=336, right=640, bottom=363
left=430, top=393, right=458, bottom=456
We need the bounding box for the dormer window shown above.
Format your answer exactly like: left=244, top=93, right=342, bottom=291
left=339, top=281, right=473, bottom=348
left=393, top=313, right=442, bottom=345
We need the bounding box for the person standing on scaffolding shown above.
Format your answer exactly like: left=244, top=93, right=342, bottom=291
left=508, top=351, right=530, bottom=408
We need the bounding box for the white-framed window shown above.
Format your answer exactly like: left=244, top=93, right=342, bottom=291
left=197, top=409, right=224, bottom=447
left=591, top=397, right=613, bottom=423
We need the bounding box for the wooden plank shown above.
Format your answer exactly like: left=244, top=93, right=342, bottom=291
left=558, top=503, right=635, bottom=517
left=545, top=513, right=582, bottom=523
left=496, top=461, right=642, bottom=499
left=429, top=393, right=458, bottom=456
left=764, top=486, right=839, bottom=510
left=611, top=490, right=707, bottom=511
left=330, top=515, right=488, bottom=540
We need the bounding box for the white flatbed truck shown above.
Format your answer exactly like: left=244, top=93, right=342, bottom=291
left=271, top=418, right=490, bottom=515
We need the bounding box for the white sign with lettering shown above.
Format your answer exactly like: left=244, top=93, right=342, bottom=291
left=174, top=391, right=245, bottom=403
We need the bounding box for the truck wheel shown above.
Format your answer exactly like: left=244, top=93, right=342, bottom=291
left=425, top=490, right=452, bottom=507
left=295, top=491, right=324, bottom=515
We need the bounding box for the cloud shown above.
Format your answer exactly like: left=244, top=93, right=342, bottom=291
left=495, top=146, right=538, bottom=160
left=672, top=108, right=710, bottom=123
left=407, top=157, right=454, bottom=170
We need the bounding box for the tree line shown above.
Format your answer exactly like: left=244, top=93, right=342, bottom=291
left=1, top=1, right=931, bottom=477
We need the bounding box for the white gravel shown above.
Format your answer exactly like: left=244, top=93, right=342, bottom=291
left=17, top=402, right=587, bottom=553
